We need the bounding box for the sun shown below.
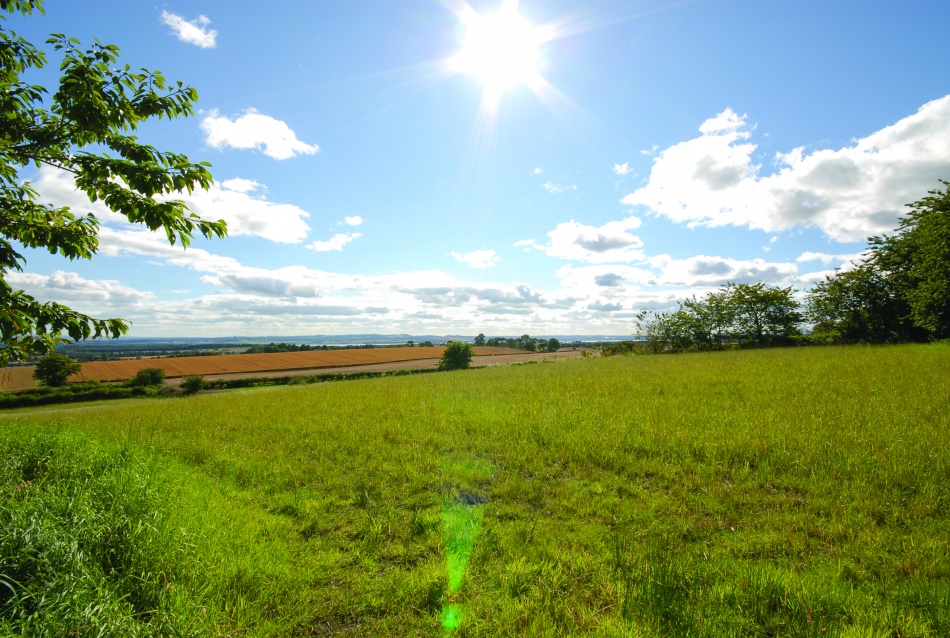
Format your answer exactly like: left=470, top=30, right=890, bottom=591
left=449, top=1, right=550, bottom=107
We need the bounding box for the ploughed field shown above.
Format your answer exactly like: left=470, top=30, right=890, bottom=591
left=0, top=346, right=521, bottom=390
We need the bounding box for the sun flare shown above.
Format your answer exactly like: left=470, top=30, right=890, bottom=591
left=450, top=1, right=550, bottom=106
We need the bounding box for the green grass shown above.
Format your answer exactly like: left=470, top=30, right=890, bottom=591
left=2, top=344, right=948, bottom=636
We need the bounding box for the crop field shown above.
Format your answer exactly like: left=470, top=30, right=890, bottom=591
left=0, top=346, right=520, bottom=390
left=1, top=344, right=948, bottom=636
left=0, top=366, right=34, bottom=392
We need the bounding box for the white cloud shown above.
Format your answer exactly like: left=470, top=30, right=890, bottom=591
left=200, top=109, right=319, bottom=160
left=221, top=177, right=263, bottom=193
left=344, top=216, right=363, bottom=226
left=533, top=167, right=543, bottom=174
left=623, top=96, right=950, bottom=242
left=160, top=11, right=217, bottom=48
left=44, top=225, right=831, bottom=337
left=184, top=183, right=312, bottom=243
left=308, top=233, right=361, bottom=252
left=612, top=162, right=633, bottom=175
left=519, top=216, right=644, bottom=263
left=542, top=181, right=576, bottom=195
left=30, top=165, right=311, bottom=244
left=796, top=251, right=864, bottom=266
left=647, top=254, right=800, bottom=287
left=451, top=249, right=500, bottom=269
left=29, top=165, right=127, bottom=225
left=7, top=270, right=154, bottom=311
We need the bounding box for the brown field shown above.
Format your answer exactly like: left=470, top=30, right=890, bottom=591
left=0, top=367, right=36, bottom=392
left=166, top=348, right=587, bottom=385
left=0, top=346, right=524, bottom=390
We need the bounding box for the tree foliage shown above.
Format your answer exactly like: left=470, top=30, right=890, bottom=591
left=808, top=180, right=949, bottom=343
left=635, top=283, right=804, bottom=353
left=483, top=334, right=559, bottom=352
left=438, top=342, right=473, bottom=371
left=127, top=367, right=165, bottom=387
left=0, top=0, right=227, bottom=364
left=31, top=352, right=81, bottom=386
left=180, top=374, right=205, bottom=394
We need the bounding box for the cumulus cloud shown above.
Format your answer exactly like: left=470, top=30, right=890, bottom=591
left=542, top=182, right=576, bottom=195
left=533, top=167, right=543, bottom=174
left=52, top=225, right=824, bottom=336
left=201, top=109, right=319, bottom=160
left=4, top=270, right=154, bottom=307
left=29, top=165, right=127, bottom=225
left=451, top=249, right=500, bottom=269
left=185, top=181, right=312, bottom=243
left=6, top=270, right=154, bottom=312
left=797, top=251, right=864, bottom=266
left=647, top=254, right=800, bottom=287
left=589, top=300, right=623, bottom=312
left=519, top=216, right=644, bottom=263
left=622, top=96, right=950, bottom=242
left=594, top=272, right=625, bottom=287
left=344, top=216, right=363, bottom=226
left=160, top=11, right=217, bottom=48
left=220, top=177, right=263, bottom=193
left=30, top=166, right=311, bottom=244
left=308, top=233, right=361, bottom=252
left=612, top=162, right=633, bottom=175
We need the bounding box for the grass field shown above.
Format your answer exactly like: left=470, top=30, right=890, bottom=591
left=1, top=344, right=948, bottom=636
left=0, top=346, right=521, bottom=390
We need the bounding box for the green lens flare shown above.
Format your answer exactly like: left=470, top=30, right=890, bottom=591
left=441, top=603, right=462, bottom=630
left=443, top=499, right=484, bottom=595
left=438, top=456, right=494, bottom=632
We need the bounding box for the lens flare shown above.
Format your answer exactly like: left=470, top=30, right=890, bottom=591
left=439, top=456, right=494, bottom=632
left=443, top=498, right=484, bottom=596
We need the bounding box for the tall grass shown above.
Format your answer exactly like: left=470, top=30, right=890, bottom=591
left=2, top=344, right=948, bottom=636
left=0, top=430, right=214, bottom=636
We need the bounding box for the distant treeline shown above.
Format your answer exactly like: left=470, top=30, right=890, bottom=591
left=55, top=343, right=251, bottom=362
left=476, top=334, right=561, bottom=352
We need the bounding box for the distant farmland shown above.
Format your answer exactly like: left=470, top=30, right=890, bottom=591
left=0, top=346, right=521, bottom=390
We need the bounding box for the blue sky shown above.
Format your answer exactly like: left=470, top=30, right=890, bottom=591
left=8, top=0, right=950, bottom=337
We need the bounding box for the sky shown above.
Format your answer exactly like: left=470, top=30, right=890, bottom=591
left=7, top=0, right=950, bottom=338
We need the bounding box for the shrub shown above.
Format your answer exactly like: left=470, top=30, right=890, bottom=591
left=180, top=375, right=206, bottom=394
left=438, top=342, right=473, bottom=371
left=127, top=367, right=166, bottom=387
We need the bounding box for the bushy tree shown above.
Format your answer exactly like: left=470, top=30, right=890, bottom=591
left=0, top=0, right=227, bottom=365
left=807, top=180, right=949, bottom=343
left=636, top=283, right=804, bottom=352
left=726, top=283, right=803, bottom=347
left=807, top=265, right=918, bottom=343
left=546, top=337, right=560, bottom=352
left=32, top=353, right=81, bottom=386
left=438, top=342, right=473, bottom=371
left=180, top=374, right=206, bottom=394
left=868, top=180, right=950, bottom=339
left=473, top=333, right=486, bottom=347
left=128, top=367, right=165, bottom=387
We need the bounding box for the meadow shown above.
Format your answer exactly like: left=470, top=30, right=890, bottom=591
left=1, top=344, right=948, bottom=636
